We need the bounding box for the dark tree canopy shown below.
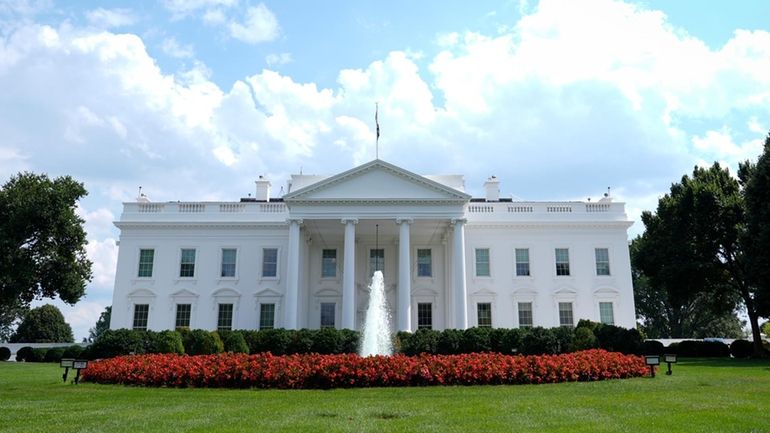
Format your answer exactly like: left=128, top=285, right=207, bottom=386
left=88, top=305, right=111, bottom=342
left=0, top=172, right=92, bottom=309
left=634, top=158, right=767, bottom=356
left=0, top=300, right=27, bottom=342
left=10, top=304, right=74, bottom=343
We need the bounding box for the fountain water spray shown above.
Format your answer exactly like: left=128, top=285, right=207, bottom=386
left=359, top=270, right=393, bottom=356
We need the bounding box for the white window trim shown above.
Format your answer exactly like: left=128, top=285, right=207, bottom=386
left=513, top=246, right=534, bottom=279
left=320, top=247, right=340, bottom=281
left=597, top=300, right=616, bottom=325
left=218, top=247, right=240, bottom=281
left=176, top=247, right=198, bottom=281
left=411, top=289, right=438, bottom=331
left=212, top=288, right=241, bottom=330
left=414, top=246, right=435, bottom=281
left=554, top=247, right=571, bottom=277
left=314, top=293, right=342, bottom=330
left=553, top=287, right=577, bottom=327
left=367, top=246, right=386, bottom=277
left=473, top=246, right=492, bottom=279
left=169, top=289, right=199, bottom=329
left=134, top=246, right=156, bottom=282
left=259, top=246, right=281, bottom=281
left=254, top=289, right=283, bottom=329
left=593, top=246, right=612, bottom=277
left=473, top=299, right=495, bottom=328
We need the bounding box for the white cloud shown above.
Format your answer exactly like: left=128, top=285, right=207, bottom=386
left=202, top=8, right=226, bottom=25
left=228, top=4, right=279, bottom=44
left=161, top=37, right=194, bottom=58
left=692, top=128, right=764, bottom=167
left=85, top=8, right=137, bottom=29
left=163, top=0, right=237, bottom=18
left=266, top=52, right=292, bottom=67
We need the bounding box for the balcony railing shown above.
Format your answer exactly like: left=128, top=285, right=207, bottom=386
left=465, top=201, right=627, bottom=222
left=123, top=201, right=289, bottom=222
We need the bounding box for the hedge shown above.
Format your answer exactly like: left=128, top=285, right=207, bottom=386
left=0, top=346, right=10, bottom=361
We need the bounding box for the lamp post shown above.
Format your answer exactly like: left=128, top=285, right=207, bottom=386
left=60, top=358, right=74, bottom=383
left=645, top=355, right=660, bottom=378
left=664, top=354, right=677, bottom=375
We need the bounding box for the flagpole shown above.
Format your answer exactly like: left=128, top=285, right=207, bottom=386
left=375, top=102, right=380, bottom=160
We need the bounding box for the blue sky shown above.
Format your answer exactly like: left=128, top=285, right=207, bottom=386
left=1, top=0, right=769, bottom=340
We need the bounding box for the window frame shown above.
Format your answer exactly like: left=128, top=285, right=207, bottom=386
left=369, top=248, right=385, bottom=275
left=558, top=302, right=574, bottom=328
left=515, top=248, right=531, bottom=277
left=259, top=303, right=276, bottom=330
left=517, top=301, right=534, bottom=328
left=599, top=301, right=615, bottom=325
left=476, top=302, right=492, bottom=328
left=261, top=247, right=279, bottom=279
left=320, top=302, right=336, bottom=329
left=474, top=248, right=491, bottom=277
left=217, top=303, right=234, bottom=332
left=595, top=247, right=611, bottom=276
left=220, top=248, right=238, bottom=279
left=555, top=248, right=570, bottom=276
left=175, top=303, right=192, bottom=330
left=179, top=248, right=196, bottom=278
left=416, top=248, right=433, bottom=278
left=132, top=303, right=149, bottom=331
left=417, top=302, right=433, bottom=330
left=321, top=248, right=337, bottom=279
left=137, top=248, right=155, bottom=278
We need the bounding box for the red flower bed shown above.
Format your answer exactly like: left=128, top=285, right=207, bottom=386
left=81, top=349, right=648, bottom=389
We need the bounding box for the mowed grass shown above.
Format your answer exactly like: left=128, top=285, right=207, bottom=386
left=1, top=358, right=769, bottom=433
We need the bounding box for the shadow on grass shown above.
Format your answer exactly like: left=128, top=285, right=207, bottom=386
left=677, top=357, right=770, bottom=369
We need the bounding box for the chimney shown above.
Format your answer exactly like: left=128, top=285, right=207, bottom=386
left=483, top=175, right=500, bottom=202
left=255, top=176, right=271, bottom=202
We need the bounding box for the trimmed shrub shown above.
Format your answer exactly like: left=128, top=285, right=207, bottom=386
left=338, top=329, right=359, bottom=354
left=461, top=327, right=493, bottom=353
left=401, top=329, right=439, bottom=355
left=287, top=329, right=316, bottom=354
left=574, top=327, right=598, bottom=351
left=554, top=326, right=575, bottom=353
left=0, top=346, right=10, bottom=361
left=223, top=332, right=249, bottom=354
left=44, top=347, right=66, bottom=363
left=639, top=340, right=664, bottom=356
left=312, top=328, right=342, bottom=354
left=497, top=328, right=524, bottom=354
left=521, top=327, right=559, bottom=355
left=436, top=329, right=463, bottom=355
left=90, top=329, right=147, bottom=359
left=730, top=339, right=753, bottom=358
left=183, top=329, right=224, bottom=355
left=674, top=340, right=730, bottom=357
left=62, top=345, right=85, bottom=359
left=149, top=330, right=185, bottom=354
left=31, top=348, right=48, bottom=362
left=16, top=346, right=34, bottom=362
left=248, top=329, right=291, bottom=355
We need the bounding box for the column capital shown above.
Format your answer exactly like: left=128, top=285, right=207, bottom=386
left=450, top=218, right=467, bottom=226
left=286, top=218, right=304, bottom=225
left=395, top=217, right=413, bottom=225
left=341, top=218, right=359, bottom=225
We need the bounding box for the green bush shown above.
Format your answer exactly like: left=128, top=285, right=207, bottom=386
left=0, top=346, right=10, bottom=361
left=44, top=347, right=66, bottom=363
left=401, top=329, right=439, bottom=355
left=223, top=332, right=249, bottom=354
left=730, top=339, right=753, bottom=358
left=247, top=329, right=291, bottom=355
left=31, top=348, right=48, bottom=362
left=574, top=327, right=598, bottom=351
left=62, top=345, right=85, bottom=359
left=674, top=340, right=730, bottom=357
left=312, top=328, right=342, bottom=354
left=288, top=329, right=316, bottom=354
left=554, top=327, right=575, bottom=353
left=182, top=329, right=224, bottom=355
left=521, top=327, right=559, bottom=355
left=149, top=330, right=185, bottom=354
left=16, top=346, right=34, bottom=362
left=497, top=328, right=524, bottom=354
left=338, top=329, right=359, bottom=353
left=89, top=329, right=147, bottom=359
left=461, top=327, right=493, bottom=353
left=436, top=329, right=463, bottom=355
left=639, top=340, right=664, bottom=355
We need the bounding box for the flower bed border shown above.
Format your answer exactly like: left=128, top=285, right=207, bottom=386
left=82, top=349, right=648, bottom=389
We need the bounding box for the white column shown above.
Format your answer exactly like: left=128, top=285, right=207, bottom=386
left=284, top=218, right=302, bottom=329
left=341, top=218, right=358, bottom=329
left=451, top=218, right=468, bottom=329
left=396, top=218, right=413, bottom=332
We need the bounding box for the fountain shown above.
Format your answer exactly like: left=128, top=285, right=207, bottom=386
left=359, top=270, right=394, bottom=356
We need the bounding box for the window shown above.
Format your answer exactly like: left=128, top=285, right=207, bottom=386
left=599, top=302, right=615, bottom=325
left=595, top=248, right=611, bottom=276
left=475, top=248, right=490, bottom=277
left=555, top=248, right=570, bottom=276
left=417, top=303, right=432, bottom=330
left=259, top=303, right=275, bottom=330
left=137, top=249, right=154, bottom=278
left=320, top=302, right=336, bottom=328
left=417, top=249, right=432, bottom=277
left=370, top=249, right=384, bottom=273
left=262, top=248, right=278, bottom=278
left=221, top=248, right=237, bottom=277
left=515, top=248, right=530, bottom=276
left=558, top=302, right=574, bottom=327
left=321, top=249, right=337, bottom=278
left=217, top=303, right=233, bottom=331
left=132, top=304, right=149, bottom=330
left=179, top=249, right=196, bottom=278
left=477, top=303, right=492, bottom=328
left=175, top=304, right=191, bottom=330
left=518, top=302, right=533, bottom=328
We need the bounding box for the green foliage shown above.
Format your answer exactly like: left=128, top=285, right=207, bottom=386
left=436, top=329, right=462, bottom=354
left=311, top=328, right=342, bottom=354
left=287, top=329, right=315, bottom=354
left=62, top=345, right=84, bottom=359
left=730, top=339, right=754, bottom=358
left=89, top=329, right=147, bottom=359
left=0, top=173, right=92, bottom=309
left=88, top=306, right=111, bottom=343
left=401, top=329, right=439, bottom=355
left=245, top=328, right=291, bottom=355
left=0, top=346, right=10, bottom=361
left=149, top=330, right=185, bottom=354
left=674, top=340, right=730, bottom=357
left=639, top=340, right=664, bottom=356
left=337, top=329, right=359, bottom=353
left=0, top=301, right=27, bottom=342
left=181, top=329, right=223, bottom=355
left=573, top=327, right=598, bottom=351
left=520, top=327, right=559, bottom=355
left=15, top=346, right=33, bottom=362
left=762, top=321, right=770, bottom=339
left=460, top=327, right=493, bottom=353
left=10, top=304, right=74, bottom=343
left=223, top=332, right=249, bottom=354
left=43, top=347, right=65, bottom=363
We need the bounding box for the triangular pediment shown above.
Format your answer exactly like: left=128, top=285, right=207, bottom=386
left=284, top=159, right=470, bottom=203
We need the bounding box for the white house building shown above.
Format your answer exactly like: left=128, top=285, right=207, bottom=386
left=109, top=159, right=636, bottom=333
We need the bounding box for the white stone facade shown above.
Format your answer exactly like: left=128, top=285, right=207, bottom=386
left=109, top=160, right=636, bottom=333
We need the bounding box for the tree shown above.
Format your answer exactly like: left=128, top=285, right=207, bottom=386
left=0, top=300, right=27, bottom=342
left=740, top=133, right=770, bottom=348
left=88, top=306, right=111, bottom=342
left=10, top=304, right=74, bottom=343
left=635, top=161, right=766, bottom=355
left=0, top=173, right=92, bottom=312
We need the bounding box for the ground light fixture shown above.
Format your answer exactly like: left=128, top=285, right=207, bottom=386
left=60, top=359, right=89, bottom=384
left=664, top=353, right=677, bottom=375
left=59, top=358, right=74, bottom=383
left=645, top=355, right=660, bottom=378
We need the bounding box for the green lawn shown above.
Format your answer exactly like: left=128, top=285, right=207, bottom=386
left=1, top=358, right=769, bottom=433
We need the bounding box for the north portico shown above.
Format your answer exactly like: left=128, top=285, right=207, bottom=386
left=281, top=159, right=472, bottom=331
left=110, top=159, right=637, bottom=333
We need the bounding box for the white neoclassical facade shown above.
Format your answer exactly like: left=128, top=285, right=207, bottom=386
left=109, top=159, right=636, bottom=333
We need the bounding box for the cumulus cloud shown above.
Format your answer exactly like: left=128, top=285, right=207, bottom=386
left=161, top=36, right=194, bottom=58
left=163, top=0, right=237, bottom=19
left=85, top=8, right=137, bottom=29
left=266, top=52, right=292, bottom=67
left=228, top=4, right=279, bottom=44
